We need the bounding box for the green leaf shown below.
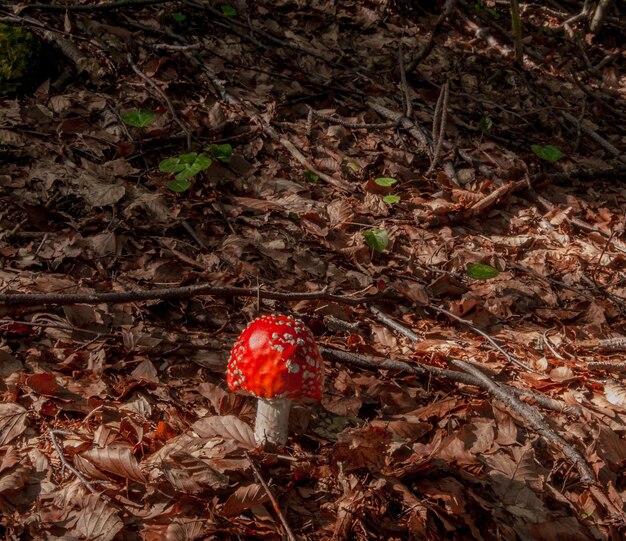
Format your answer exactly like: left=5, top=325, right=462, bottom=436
left=159, top=153, right=212, bottom=181
left=221, top=4, right=237, bottom=16
left=479, top=114, right=492, bottom=132
left=383, top=195, right=400, bottom=204
left=121, top=109, right=155, bottom=128
left=363, top=228, right=389, bottom=253
left=167, top=178, right=192, bottom=192
left=159, top=157, right=185, bottom=173
left=171, top=12, right=187, bottom=23
left=466, top=263, right=500, bottom=280
left=207, top=143, right=233, bottom=163
left=289, top=212, right=300, bottom=220
left=304, top=170, right=319, bottom=183
left=531, top=144, right=564, bottom=162
left=374, top=177, right=397, bottom=187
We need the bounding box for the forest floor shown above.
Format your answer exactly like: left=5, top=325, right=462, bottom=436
left=0, top=0, right=625, bottom=539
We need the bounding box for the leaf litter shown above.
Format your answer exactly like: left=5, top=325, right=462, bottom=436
left=0, top=0, right=625, bottom=539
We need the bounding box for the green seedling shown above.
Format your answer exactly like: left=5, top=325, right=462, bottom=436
left=171, top=12, right=187, bottom=24
left=159, top=152, right=212, bottom=192
left=479, top=114, right=493, bottom=132
left=304, top=170, right=319, bottom=184
left=531, top=144, right=563, bottom=162
left=221, top=5, right=237, bottom=16
left=383, top=195, right=401, bottom=204
left=206, top=143, right=233, bottom=163
left=363, top=228, right=389, bottom=253
left=121, top=109, right=156, bottom=128
left=374, top=177, right=397, bottom=187
left=466, top=263, right=500, bottom=280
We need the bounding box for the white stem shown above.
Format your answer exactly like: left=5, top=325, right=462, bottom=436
left=254, top=398, right=292, bottom=446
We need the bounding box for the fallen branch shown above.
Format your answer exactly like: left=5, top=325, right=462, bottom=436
left=243, top=451, right=297, bottom=541
left=279, top=138, right=353, bottom=192
left=430, top=305, right=538, bottom=373
left=366, top=306, right=594, bottom=483
left=449, top=359, right=594, bottom=483
left=49, top=429, right=110, bottom=502
left=0, top=283, right=399, bottom=307
left=21, top=0, right=171, bottom=11
left=319, top=346, right=580, bottom=416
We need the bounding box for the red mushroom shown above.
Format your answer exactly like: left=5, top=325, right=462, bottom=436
left=227, top=314, right=324, bottom=447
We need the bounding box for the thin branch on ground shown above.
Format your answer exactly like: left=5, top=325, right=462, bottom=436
left=426, top=80, right=449, bottom=175
left=407, top=0, right=456, bottom=72
left=243, top=451, right=297, bottom=541
left=279, top=138, right=353, bottom=192
left=369, top=101, right=432, bottom=156
left=398, top=44, right=412, bottom=118
left=319, top=346, right=581, bottom=416
left=430, top=304, right=538, bottom=373
left=49, top=429, right=111, bottom=502
left=127, top=53, right=191, bottom=149
left=449, top=359, right=594, bottom=483
left=307, top=106, right=398, bottom=131
left=22, top=0, right=172, bottom=11
left=0, top=283, right=401, bottom=307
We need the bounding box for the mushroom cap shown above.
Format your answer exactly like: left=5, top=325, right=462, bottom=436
left=227, top=314, right=324, bottom=400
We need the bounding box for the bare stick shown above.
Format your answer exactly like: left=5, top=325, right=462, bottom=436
left=561, top=111, right=626, bottom=163
left=430, top=304, right=538, bottom=373
left=407, top=0, right=456, bottom=72
left=23, top=0, right=171, bottom=11
left=426, top=81, right=449, bottom=175
left=243, top=451, right=297, bottom=541
left=49, top=430, right=110, bottom=501
left=307, top=107, right=398, bottom=130
left=449, top=359, right=594, bottom=483
left=398, top=44, right=412, bottom=118
left=0, top=283, right=400, bottom=307
left=369, top=102, right=432, bottom=156
left=279, top=138, right=353, bottom=192
left=127, top=53, right=191, bottom=149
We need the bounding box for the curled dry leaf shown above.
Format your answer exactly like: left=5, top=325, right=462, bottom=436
left=604, top=380, right=626, bottom=408
left=192, top=415, right=256, bottom=448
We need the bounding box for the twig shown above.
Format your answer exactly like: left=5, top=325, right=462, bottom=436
left=407, top=0, right=456, bottom=72
left=369, top=305, right=422, bottom=342
left=180, top=220, right=208, bottom=250
left=307, top=107, right=398, bottom=131
left=243, top=451, right=297, bottom=541
left=398, top=44, right=412, bottom=118
left=369, top=102, right=432, bottom=156
left=561, top=111, right=626, bottom=163
left=0, top=284, right=401, bottom=307
left=279, top=138, right=353, bottom=192
left=319, top=346, right=580, bottom=416
left=126, top=53, right=191, bottom=149
left=449, top=360, right=594, bottom=483
left=22, top=0, right=171, bottom=11
left=426, top=80, right=449, bottom=175
left=49, top=430, right=111, bottom=501
left=430, top=305, right=538, bottom=373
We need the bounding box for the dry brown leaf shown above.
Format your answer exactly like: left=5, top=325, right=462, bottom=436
left=80, top=445, right=147, bottom=483
left=0, top=403, right=28, bottom=446
left=192, top=415, right=256, bottom=448
left=222, top=483, right=269, bottom=516
left=163, top=454, right=229, bottom=494
left=67, top=494, right=124, bottom=541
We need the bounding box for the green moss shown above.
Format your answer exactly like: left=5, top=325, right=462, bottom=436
left=0, top=24, right=42, bottom=96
